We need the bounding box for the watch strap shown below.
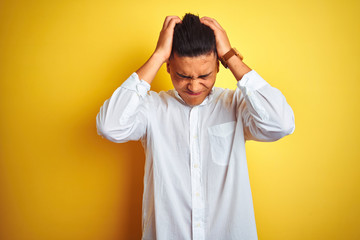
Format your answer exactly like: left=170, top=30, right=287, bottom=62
left=219, top=48, right=243, bottom=68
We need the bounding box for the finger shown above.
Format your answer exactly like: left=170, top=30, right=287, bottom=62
left=163, top=16, right=181, bottom=29
left=200, top=16, right=223, bottom=31
left=200, top=19, right=220, bottom=33
left=165, top=17, right=182, bottom=30
left=200, top=17, right=219, bottom=31
left=162, top=16, right=176, bottom=29
left=200, top=17, right=221, bottom=28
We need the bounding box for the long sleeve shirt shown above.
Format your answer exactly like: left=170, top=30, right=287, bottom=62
left=96, top=70, right=295, bottom=240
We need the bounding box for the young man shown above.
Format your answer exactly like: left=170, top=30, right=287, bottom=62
left=96, top=14, right=295, bottom=240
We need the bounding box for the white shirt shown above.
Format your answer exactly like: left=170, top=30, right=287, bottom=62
left=96, top=70, right=295, bottom=240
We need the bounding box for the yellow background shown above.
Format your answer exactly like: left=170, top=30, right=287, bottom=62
left=1, top=0, right=359, bottom=239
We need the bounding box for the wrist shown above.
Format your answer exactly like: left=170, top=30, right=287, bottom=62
left=218, top=47, right=232, bottom=59
left=219, top=47, right=251, bottom=81
left=227, top=57, right=252, bottom=81
left=152, top=51, right=169, bottom=65
left=219, top=48, right=243, bottom=69
left=136, top=52, right=166, bottom=85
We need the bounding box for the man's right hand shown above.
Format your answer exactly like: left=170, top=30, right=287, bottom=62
left=154, top=16, right=182, bottom=64
left=136, top=16, right=181, bottom=84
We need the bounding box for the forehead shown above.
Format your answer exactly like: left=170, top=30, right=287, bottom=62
left=170, top=52, right=217, bottom=74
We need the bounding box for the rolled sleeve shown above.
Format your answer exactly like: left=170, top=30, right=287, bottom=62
left=121, top=72, right=151, bottom=97
left=237, top=70, right=295, bottom=142
left=96, top=72, right=149, bottom=143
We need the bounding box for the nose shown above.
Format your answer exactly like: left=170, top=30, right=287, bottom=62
left=187, top=80, right=202, bottom=93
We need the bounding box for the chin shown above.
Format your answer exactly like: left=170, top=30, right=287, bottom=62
left=185, top=98, right=203, bottom=106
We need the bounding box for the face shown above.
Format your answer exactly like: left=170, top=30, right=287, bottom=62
left=167, top=52, right=219, bottom=106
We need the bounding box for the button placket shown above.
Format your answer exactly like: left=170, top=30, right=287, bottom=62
left=189, top=106, right=205, bottom=239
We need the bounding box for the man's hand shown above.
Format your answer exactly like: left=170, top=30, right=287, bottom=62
left=200, top=16, right=232, bottom=58
left=200, top=16, right=252, bottom=81
left=154, top=16, right=182, bottom=64
left=136, top=16, right=181, bottom=84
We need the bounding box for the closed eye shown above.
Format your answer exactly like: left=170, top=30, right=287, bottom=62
left=198, top=73, right=212, bottom=79
left=176, top=72, right=191, bottom=79
left=176, top=72, right=212, bottom=79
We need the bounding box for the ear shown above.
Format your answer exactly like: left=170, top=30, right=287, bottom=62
left=216, top=60, right=220, bottom=73
left=166, top=60, right=171, bottom=74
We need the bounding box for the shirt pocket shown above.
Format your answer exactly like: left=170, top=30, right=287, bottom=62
left=207, top=121, right=236, bottom=166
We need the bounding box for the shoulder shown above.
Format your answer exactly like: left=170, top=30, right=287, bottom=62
left=145, top=89, right=181, bottom=105
left=146, top=89, right=175, bottom=100
left=212, top=87, right=239, bottom=102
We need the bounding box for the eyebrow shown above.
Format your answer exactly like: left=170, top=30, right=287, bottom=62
left=176, top=72, right=212, bottom=79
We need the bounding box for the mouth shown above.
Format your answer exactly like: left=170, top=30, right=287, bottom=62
left=186, top=91, right=202, bottom=96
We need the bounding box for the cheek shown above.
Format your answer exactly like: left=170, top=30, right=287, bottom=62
left=173, top=78, right=187, bottom=87
left=203, top=78, right=216, bottom=89
left=172, top=79, right=186, bottom=90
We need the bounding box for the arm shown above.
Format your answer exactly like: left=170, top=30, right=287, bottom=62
left=96, top=16, right=181, bottom=142
left=136, top=16, right=182, bottom=84
left=201, top=16, right=295, bottom=141
left=96, top=73, right=150, bottom=143
left=200, top=16, right=252, bottom=81
left=236, top=70, right=295, bottom=141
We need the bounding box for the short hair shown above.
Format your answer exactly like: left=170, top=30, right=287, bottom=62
left=170, top=13, right=217, bottom=58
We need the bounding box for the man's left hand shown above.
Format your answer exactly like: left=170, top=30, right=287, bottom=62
left=200, top=16, right=232, bottom=58
left=201, top=16, right=252, bottom=80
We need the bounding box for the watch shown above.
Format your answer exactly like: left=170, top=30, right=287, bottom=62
left=219, top=48, right=243, bottom=69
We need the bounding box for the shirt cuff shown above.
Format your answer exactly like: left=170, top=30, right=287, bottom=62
left=121, top=72, right=151, bottom=97
left=237, top=70, right=269, bottom=94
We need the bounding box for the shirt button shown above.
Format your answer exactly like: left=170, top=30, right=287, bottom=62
left=193, top=135, right=198, bottom=139
left=196, top=223, right=201, bottom=227
left=196, top=192, right=200, bottom=197
left=194, top=164, right=199, bottom=168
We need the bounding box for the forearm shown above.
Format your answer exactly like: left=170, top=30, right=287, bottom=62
left=135, top=52, right=165, bottom=85
left=136, top=16, right=182, bottom=84
left=226, top=54, right=252, bottom=81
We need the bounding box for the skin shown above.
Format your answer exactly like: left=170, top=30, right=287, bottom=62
left=136, top=15, right=252, bottom=106
left=166, top=52, right=219, bottom=106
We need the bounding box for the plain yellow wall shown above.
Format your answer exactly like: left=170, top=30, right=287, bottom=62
left=1, top=0, right=359, bottom=239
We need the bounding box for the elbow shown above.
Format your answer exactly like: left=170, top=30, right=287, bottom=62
left=270, top=114, right=295, bottom=140
left=96, top=124, right=126, bottom=143
left=96, top=121, right=108, bottom=139
left=245, top=98, right=295, bottom=142
left=96, top=114, right=125, bottom=143
left=96, top=112, right=107, bottom=138
left=96, top=113, right=143, bottom=143
left=252, top=115, right=295, bottom=142
left=282, top=109, right=295, bottom=135
left=277, top=121, right=295, bottom=139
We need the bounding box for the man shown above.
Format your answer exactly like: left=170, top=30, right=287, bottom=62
left=96, top=13, right=295, bottom=240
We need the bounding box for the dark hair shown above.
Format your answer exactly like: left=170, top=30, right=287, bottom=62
left=170, top=13, right=217, bottom=58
